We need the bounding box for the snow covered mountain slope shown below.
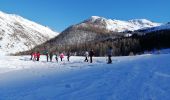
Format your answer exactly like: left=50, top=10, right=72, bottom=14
left=79, top=16, right=161, bottom=32
left=0, top=53, right=170, bottom=100
left=39, top=16, right=160, bottom=46
left=34, top=16, right=161, bottom=49
left=0, top=11, right=58, bottom=55
left=138, top=22, right=170, bottom=33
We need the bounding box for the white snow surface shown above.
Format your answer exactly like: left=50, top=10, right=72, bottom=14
left=144, top=23, right=170, bottom=33
left=0, top=53, right=170, bottom=100
left=0, top=11, right=58, bottom=55
left=80, top=16, right=161, bottom=32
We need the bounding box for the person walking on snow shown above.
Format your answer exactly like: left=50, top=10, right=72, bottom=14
left=45, top=51, right=49, bottom=62
left=89, top=49, right=94, bottom=63
left=84, top=51, right=89, bottom=62
left=33, top=52, right=37, bottom=61
left=49, top=52, right=53, bottom=62
left=67, top=51, right=71, bottom=62
left=55, top=53, right=58, bottom=63
left=60, top=53, right=64, bottom=61
left=30, top=52, right=34, bottom=60
left=36, top=51, right=40, bottom=61
left=107, top=46, right=113, bottom=64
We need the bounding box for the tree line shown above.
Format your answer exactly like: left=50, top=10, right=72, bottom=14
left=15, top=30, right=170, bottom=56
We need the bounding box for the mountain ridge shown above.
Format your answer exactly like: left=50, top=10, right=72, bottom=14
left=0, top=11, right=58, bottom=55
left=78, top=16, right=161, bottom=32
left=41, top=16, right=162, bottom=46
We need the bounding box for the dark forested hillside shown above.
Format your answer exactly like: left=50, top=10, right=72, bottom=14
left=16, top=30, right=170, bottom=56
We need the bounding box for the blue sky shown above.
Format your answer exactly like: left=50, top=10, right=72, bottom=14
left=0, top=0, right=169, bottom=32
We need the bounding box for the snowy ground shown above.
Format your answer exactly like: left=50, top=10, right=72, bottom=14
left=0, top=54, right=170, bottom=100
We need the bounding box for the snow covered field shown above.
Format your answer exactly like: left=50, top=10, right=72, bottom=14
left=0, top=54, right=170, bottom=100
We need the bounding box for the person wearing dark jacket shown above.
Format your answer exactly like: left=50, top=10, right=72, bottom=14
left=45, top=51, right=49, bottom=62
left=55, top=53, right=58, bottom=63
left=36, top=51, right=40, bottom=61
left=30, top=52, right=33, bottom=60
left=67, top=51, right=71, bottom=62
left=49, top=52, right=53, bottom=62
left=55, top=52, right=58, bottom=63
left=107, top=46, right=113, bottom=64
left=89, top=49, right=94, bottom=63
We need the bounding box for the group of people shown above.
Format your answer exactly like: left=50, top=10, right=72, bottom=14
left=84, top=47, right=113, bottom=64
left=84, top=49, right=95, bottom=63
left=30, top=51, right=41, bottom=61
left=30, top=47, right=113, bottom=64
left=30, top=51, right=71, bottom=62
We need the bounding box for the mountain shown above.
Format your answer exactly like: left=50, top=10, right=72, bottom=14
left=39, top=16, right=161, bottom=46
left=138, top=22, right=170, bottom=33
left=80, top=16, right=161, bottom=32
left=0, top=11, right=58, bottom=55
left=20, top=16, right=170, bottom=56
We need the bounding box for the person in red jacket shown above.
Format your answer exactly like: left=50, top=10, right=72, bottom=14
left=33, top=52, right=37, bottom=61
left=36, top=51, right=40, bottom=61
left=60, top=53, right=64, bottom=61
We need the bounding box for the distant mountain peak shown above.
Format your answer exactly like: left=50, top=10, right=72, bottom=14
left=83, top=16, right=106, bottom=24
left=79, top=16, right=161, bottom=32
left=91, top=16, right=102, bottom=20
